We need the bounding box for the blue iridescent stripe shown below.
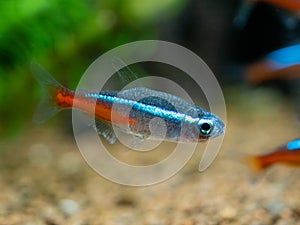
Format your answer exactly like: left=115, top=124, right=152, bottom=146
left=287, top=139, right=300, bottom=151
left=267, top=44, right=300, bottom=69
left=85, top=93, right=197, bottom=123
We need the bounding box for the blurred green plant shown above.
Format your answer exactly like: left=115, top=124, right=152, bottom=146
left=0, top=0, right=186, bottom=137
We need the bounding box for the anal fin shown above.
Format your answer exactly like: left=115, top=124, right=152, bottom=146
left=93, top=120, right=117, bottom=144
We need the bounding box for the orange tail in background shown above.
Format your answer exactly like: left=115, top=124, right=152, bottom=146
left=247, top=145, right=300, bottom=171
left=252, top=0, right=300, bottom=11
left=247, top=156, right=267, bottom=171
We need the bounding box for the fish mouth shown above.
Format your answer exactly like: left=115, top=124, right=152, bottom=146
left=198, top=136, right=210, bottom=142
left=210, top=115, right=225, bottom=139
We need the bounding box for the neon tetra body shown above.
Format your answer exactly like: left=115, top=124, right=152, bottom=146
left=32, top=63, right=225, bottom=144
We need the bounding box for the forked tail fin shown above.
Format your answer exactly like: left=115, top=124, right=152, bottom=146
left=31, top=63, right=64, bottom=124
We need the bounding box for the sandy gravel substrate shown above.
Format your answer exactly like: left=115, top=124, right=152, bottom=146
left=0, top=96, right=299, bottom=225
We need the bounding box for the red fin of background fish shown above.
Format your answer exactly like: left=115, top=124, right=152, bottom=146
left=252, top=0, right=300, bottom=11
left=31, top=63, right=71, bottom=124
left=246, top=62, right=300, bottom=84
left=245, top=44, right=300, bottom=84
left=247, top=143, right=300, bottom=171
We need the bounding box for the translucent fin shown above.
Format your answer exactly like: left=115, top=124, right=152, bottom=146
left=92, top=117, right=150, bottom=146
left=31, top=63, right=62, bottom=87
left=113, top=129, right=159, bottom=151
left=33, top=98, right=62, bottom=124
left=93, top=120, right=117, bottom=144
left=31, top=63, right=63, bottom=124
left=111, top=57, right=140, bottom=86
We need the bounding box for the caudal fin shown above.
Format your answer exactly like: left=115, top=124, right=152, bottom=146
left=31, top=63, right=64, bottom=124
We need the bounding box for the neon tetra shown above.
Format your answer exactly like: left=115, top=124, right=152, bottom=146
left=248, top=138, right=300, bottom=170
left=32, top=63, right=225, bottom=144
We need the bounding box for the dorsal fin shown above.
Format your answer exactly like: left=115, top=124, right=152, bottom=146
left=111, top=57, right=142, bottom=87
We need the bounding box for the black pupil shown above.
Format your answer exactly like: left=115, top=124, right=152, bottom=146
left=201, top=123, right=211, bottom=131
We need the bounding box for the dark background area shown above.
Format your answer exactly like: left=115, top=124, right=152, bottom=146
left=1, top=0, right=241, bottom=137
left=3, top=0, right=300, bottom=138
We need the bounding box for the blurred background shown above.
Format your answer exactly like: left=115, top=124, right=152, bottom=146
left=3, top=0, right=300, bottom=137
left=1, top=0, right=300, bottom=224
left=0, top=0, right=234, bottom=137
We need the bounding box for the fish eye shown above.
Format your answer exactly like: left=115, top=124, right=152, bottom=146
left=199, top=119, right=213, bottom=135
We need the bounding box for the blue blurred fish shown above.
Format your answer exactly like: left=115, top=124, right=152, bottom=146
left=246, top=44, right=300, bottom=84
left=248, top=138, right=300, bottom=170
